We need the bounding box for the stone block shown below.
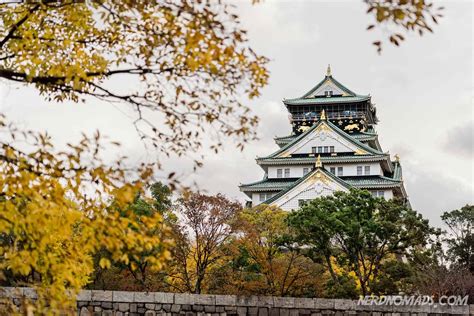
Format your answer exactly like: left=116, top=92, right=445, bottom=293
left=280, top=308, right=290, bottom=316
left=0, top=287, right=22, bottom=299
left=225, top=306, right=237, bottom=312
left=145, top=303, right=156, bottom=310
left=237, top=306, right=247, bottom=316
left=102, top=311, right=114, bottom=316
left=118, top=302, right=130, bottom=312
left=155, top=292, right=175, bottom=304
left=288, top=309, right=299, bottom=316
left=196, top=294, right=215, bottom=305
left=171, top=304, right=181, bottom=313
left=269, top=307, right=279, bottom=316
left=94, top=306, right=102, bottom=312
left=162, top=304, right=172, bottom=312
left=216, top=294, right=237, bottom=306
left=130, top=303, right=138, bottom=312
left=258, top=296, right=274, bottom=307
left=101, top=301, right=112, bottom=309
left=77, top=290, right=92, bottom=301
left=237, top=295, right=259, bottom=306
left=113, top=291, right=134, bottom=302
left=216, top=306, right=225, bottom=312
left=145, top=311, right=156, bottom=316
left=299, top=309, right=312, bottom=315
left=23, top=288, right=38, bottom=299
left=175, top=293, right=194, bottom=305
left=193, top=305, right=204, bottom=312
left=294, top=298, right=314, bottom=309
left=79, top=307, right=91, bottom=316
left=258, top=307, right=268, bottom=316
left=333, top=299, right=354, bottom=311
left=443, top=304, right=470, bottom=315
left=91, top=290, right=112, bottom=302
left=274, top=297, right=295, bottom=308
left=154, top=304, right=162, bottom=310
left=181, top=304, right=192, bottom=311
left=248, top=307, right=259, bottom=316
left=313, top=299, right=334, bottom=310
left=205, top=305, right=216, bottom=313
left=135, top=292, right=155, bottom=303
left=470, top=304, right=474, bottom=315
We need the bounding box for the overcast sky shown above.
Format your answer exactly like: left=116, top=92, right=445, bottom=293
left=0, top=0, right=472, bottom=227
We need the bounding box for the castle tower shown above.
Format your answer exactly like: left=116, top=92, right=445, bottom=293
left=240, top=66, right=408, bottom=210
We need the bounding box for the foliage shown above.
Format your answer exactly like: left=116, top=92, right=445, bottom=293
left=166, top=192, right=242, bottom=294
left=410, top=245, right=474, bottom=302
left=91, top=182, right=174, bottom=291
left=0, top=115, right=172, bottom=313
left=209, top=205, right=323, bottom=296
left=365, top=0, right=443, bottom=53
left=441, top=205, right=474, bottom=272
left=287, top=189, right=436, bottom=296
left=0, top=0, right=269, bottom=165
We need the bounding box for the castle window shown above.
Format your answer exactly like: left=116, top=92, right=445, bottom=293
left=324, top=90, right=333, bottom=97
left=260, top=193, right=266, bottom=201
left=323, top=146, right=329, bottom=153
left=372, top=191, right=385, bottom=198
left=330, top=146, right=335, bottom=153
left=284, top=168, right=290, bottom=178
left=357, top=166, right=363, bottom=175
left=277, top=169, right=283, bottom=178
left=298, top=199, right=309, bottom=207
left=311, top=147, right=317, bottom=154
left=330, top=167, right=336, bottom=174
left=337, top=167, right=343, bottom=176
left=303, top=167, right=309, bottom=175
left=364, top=166, right=371, bottom=175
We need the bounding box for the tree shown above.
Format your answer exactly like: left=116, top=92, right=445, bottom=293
left=364, top=0, right=444, bottom=53
left=287, top=189, right=436, bottom=296
left=0, top=115, right=172, bottom=313
left=211, top=205, right=322, bottom=296
left=167, top=192, right=241, bottom=294
left=90, top=182, right=174, bottom=291
left=441, top=205, right=474, bottom=272
left=0, top=0, right=269, bottom=166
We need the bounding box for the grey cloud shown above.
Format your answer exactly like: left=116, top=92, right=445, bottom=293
left=442, top=121, right=473, bottom=159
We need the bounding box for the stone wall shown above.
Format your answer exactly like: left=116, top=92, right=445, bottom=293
left=1, top=287, right=472, bottom=316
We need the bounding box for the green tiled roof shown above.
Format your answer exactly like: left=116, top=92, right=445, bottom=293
left=262, top=119, right=383, bottom=160
left=240, top=174, right=404, bottom=199
left=352, top=133, right=378, bottom=142
left=284, top=95, right=369, bottom=106
left=301, top=75, right=357, bottom=98
left=342, top=176, right=401, bottom=189
left=239, top=178, right=296, bottom=192
left=256, top=155, right=389, bottom=165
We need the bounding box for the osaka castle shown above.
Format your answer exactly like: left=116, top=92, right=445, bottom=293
left=239, top=66, right=408, bottom=211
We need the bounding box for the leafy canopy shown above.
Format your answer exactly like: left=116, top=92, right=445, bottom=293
left=0, top=115, right=172, bottom=313
left=0, top=0, right=269, bottom=163
left=287, top=189, right=436, bottom=296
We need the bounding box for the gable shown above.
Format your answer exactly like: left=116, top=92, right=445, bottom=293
left=276, top=121, right=371, bottom=157
left=305, top=80, right=347, bottom=98
left=270, top=169, right=349, bottom=211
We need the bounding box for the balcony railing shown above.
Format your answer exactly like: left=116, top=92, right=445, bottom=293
left=290, top=111, right=366, bottom=122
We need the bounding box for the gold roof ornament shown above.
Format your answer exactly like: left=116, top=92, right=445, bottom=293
left=320, top=109, right=326, bottom=120
left=326, top=64, right=331, bottom=76
left=315, top=154, right=322, bottom=168
left=394, top=154, right=400, bottom=162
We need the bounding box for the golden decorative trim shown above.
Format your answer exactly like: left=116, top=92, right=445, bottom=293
left=315, top=154, right=322, bottom=168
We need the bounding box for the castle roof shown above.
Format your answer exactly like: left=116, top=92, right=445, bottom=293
left=283, top=67, right=370, bottom=106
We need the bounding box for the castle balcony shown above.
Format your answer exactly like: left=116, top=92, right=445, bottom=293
left=290, top=110, right=366, bottom=122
